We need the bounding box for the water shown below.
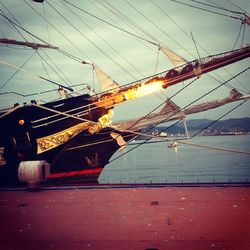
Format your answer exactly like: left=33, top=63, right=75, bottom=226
left=99, top=135, right=250, bottom=184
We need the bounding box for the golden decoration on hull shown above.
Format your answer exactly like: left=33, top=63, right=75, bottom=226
left=36, top=122, right=92, bottom=154
left=88, top=109, right=114, bottom=134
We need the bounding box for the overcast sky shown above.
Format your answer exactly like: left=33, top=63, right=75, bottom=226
left=0, top=0, right=249, bottom=121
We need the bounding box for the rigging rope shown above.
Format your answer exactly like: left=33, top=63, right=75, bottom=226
left=47, top=1, right=137, bottom=81
left=30, top=103, right=92, bottom=123
left=22, top=0, right=91, bottom=62
left=101, top=0, right=156, bottom=43
left=189, top=0, right=245, bottom=16
left=0, top=12, right=52, bottom=48
left=62, top=0, right=158, bottom=46
left=124, top=0, right=194, bottom=59
left=0, top=6, right=77, bottom=91
left=42, top=1, right=51, bottom=43
left=38, top=51, right=52, bottom=81
left=153, top=46, right=160, bottom=75
left=231, top=21, right=244, bottom=50
left=0, top=83, right=89, bottom=99
left=0, top=50, right=37, bottom=89
left=175, top=140, right=250, bottom=155
left=0, top=58, right=73, bottom=92
left=96, top=0, right=186, bottom=98
left=57, top=49, right=85, bottom=64
left=37, top=51, right=71, bottom=87
left=59, top=0, right=143, bottom=79
left=41, top=50, right=74, bottom=86
left=94, top=0, right=169, bottom=70
left=225, top=0, right=250, bottom=16
left=241, top=23, right=246, bottom=47
left=190, top=99, right=249, bottom=138
left=128, top=137, right=250, bottom=155
left=170, top=0, right=243, bottom=21
left=0, top=3, right=29, bottom=43
left=2, top=0, right=99, bottom=69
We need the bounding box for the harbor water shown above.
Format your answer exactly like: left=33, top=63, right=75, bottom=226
left=99, top=135, right=250, bottom=184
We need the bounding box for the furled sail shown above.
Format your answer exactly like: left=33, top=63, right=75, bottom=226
left=183, top=89, right=244, bottom=116
left=158, top=45, right=187, bottom=67
left=93, top=65, right=119, bottom=93
left=0, top=38, right=57, bottom=49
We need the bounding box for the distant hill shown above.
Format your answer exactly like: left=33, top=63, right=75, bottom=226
left=210, top=118, right=250, bottom=131
left=140, top=117, right=250, bottom=137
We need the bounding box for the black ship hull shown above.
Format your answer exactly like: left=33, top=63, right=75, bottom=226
left=0, top=94, right=135, bottom=186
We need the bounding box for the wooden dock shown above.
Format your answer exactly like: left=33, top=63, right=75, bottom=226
left=0, top=185, right=250, bottom=249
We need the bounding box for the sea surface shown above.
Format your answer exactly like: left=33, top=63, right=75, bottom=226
left=99, top=135, right=250, bottom=184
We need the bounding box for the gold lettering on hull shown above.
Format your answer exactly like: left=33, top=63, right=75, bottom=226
left=36, top=122, right=91, bottom=154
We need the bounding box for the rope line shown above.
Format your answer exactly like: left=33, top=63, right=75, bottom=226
left=0, top=50, right=37, bottom=89
left=23, top=0, right=91, bottom=62
left=62, top=0, right=158, bottom=46
left=225, top=0, right=250, bottom=16
left=0, top=58, right=73, bottom=92
left=53, top=1, right=137, bottom=80
left=170, top=0, right=243, bottom=21
left=0, top=3, right=30, bottom=43
left=94, top=0, right=168, bottom=65
left=0, top=12, right=52, bottom=48
left=38, top=51, right=52, bottom=82
left=37, top=51, right=71, bottom=87
left=190, top=100, right=249, bottom=138
left=130, top=138, right=250, bottom=155
left=189, top=0, right=244, bottom=16
left=177, top=140, right=250, bottom=155
left=59, top=0, right=142, bottom=79
left=124, top=0, right=194, bottom=59
left=101, top=0, right=157, bottom=43
left=41, top=50, right=74, bottom=86
left=231, top=22, right=244, bottom=50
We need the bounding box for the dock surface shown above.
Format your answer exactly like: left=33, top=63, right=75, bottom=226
left=0, top=185, right=250, bottom=249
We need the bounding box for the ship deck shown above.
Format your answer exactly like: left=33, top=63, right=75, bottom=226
left=0, top=184, right=250, bottom=250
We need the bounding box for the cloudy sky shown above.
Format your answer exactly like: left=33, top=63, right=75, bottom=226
left=0, top=0, right=249, bottom=121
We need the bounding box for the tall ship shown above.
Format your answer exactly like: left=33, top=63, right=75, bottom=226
left=0, top=0, right=249, bottom=186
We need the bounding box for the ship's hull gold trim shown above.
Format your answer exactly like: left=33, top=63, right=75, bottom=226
left=36, top=122, right=91, bottom=154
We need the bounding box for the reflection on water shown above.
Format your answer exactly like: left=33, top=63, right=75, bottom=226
left=99, top=135, right=250, bottom=184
